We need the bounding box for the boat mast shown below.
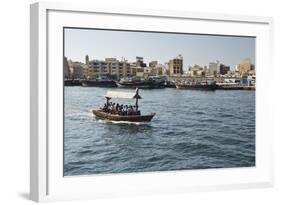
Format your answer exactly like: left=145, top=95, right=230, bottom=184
left=106, top=97, right=111, bottom=106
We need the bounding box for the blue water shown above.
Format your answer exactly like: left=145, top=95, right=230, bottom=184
left=64, top=87, right=255, bottom=176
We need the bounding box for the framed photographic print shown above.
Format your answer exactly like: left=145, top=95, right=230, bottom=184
left=30, top=2, right=274, bottom=202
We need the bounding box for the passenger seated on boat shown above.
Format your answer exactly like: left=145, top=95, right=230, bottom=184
left=124, top=105, right=128, bottom=115
left=127, top=106, right=134, bottom=115
left=132, top=106, right=141, bottom=115
left=109, top=103, right=115, bottom=114
left=119, top=104, right=124, bottom=115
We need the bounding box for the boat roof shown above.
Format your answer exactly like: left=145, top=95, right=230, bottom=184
left=105, top=90, right=141, bottom=99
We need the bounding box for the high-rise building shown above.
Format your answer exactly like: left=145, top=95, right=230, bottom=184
left=168, top=55, right=183, bottom=76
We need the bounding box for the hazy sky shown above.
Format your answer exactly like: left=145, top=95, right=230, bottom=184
left=64, top=28, right=255, bottom=70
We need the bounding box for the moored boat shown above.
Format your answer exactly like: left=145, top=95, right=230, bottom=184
left=81, top=78, right=117, bottom=87
left=215, top=83, right=244, bottom=90
left=116, top=76, right=165, bottom=89
left=64, top=79, right=82, bottom=86
left=164, top=80, right=176, bottom=88
left=175, top=80, right=216, bottom=90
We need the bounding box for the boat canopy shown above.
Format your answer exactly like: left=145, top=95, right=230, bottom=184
left=105, top=90, right=141, bottom=99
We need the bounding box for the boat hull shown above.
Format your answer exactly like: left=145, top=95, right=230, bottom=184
left=92, top=110, right=156, bottom=122
left=116, top=82, right=165, bottom=89
left=175, top=84, right=216, bottom=90
left=215, top=85, right=244, bottom=90
left=64, top=79, right=82, bottom=86
left=81, top=80, right=117, bottom=87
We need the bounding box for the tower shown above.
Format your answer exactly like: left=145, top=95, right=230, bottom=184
left=85, top=55, right=89, bottom=67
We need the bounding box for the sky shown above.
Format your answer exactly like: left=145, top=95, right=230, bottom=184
left=64, top=28, right=255, bottom=70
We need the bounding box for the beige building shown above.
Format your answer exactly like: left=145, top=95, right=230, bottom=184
left=168, top=55, right=183, bottom=76
left=149, top=60, right=158, bottom=68
left=86, top=57, right=131, bottom=80
left=208, top=61, right=220, bottom=76
left=151, top=64, right=164, bottom=76
left=238, top=58, right=255, bottom=75
left=189, top=64, right=206, bottom=77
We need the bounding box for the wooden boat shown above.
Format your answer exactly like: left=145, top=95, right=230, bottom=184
left=92, top=110, right=156, bottom=122
left=116, top=76, right=165, bottom=89
left=175, top=80, right=216, bottom=90
left=81, top=79, right=117, bottom=87
left=92, top=88, right=156, bottom=122
left=215, top=83, right=244, bottom=90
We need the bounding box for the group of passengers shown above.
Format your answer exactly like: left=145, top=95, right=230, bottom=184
left=101, top=102, right=140, bottom=116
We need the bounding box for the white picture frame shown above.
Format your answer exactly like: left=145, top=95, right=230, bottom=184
left=30, top=2, right=274, bottom=202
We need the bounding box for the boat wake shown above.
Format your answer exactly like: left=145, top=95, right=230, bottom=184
left=96, top=119, right=149, bottom=125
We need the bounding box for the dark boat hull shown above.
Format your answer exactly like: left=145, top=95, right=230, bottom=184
left=81, top=80, right=117, bottom=87
left=176, top=84, right=216, bottom=90
left=64, top=79, right=82, bottom=86
left=215, top=85, right=244, bottom=90
left=116, top=82, right=165, bottom=89
left=93, top=110, right=156, bottom=122
left=164, top=81, right=176, bottom=88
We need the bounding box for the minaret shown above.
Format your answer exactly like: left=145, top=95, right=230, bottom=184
left=85, top=55, right=89, bottom=67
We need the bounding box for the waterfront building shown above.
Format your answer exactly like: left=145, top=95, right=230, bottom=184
left=235, top=64, right=239, bottom=72
left=208, top=61, right=220, bottom=76
left=189, top=64, right=206, bottom=77
left=149, top=60, right=158, bottom=68
left=226, top=70, right=240, bottom=78
left=136, top=56, right=147, bottom=67
left=219, top=64, right=230, bottom=75
left=248, top=69, right=256, bottom=76
left=69, top=61, right=84, bottom=79
left=238, top=58, right=255, bottom=75
left=133, top=63, right=165, bottom=78
left=86, top=58, right=131, bottom=80
left=134, top=66, right=145, bottom=77
left=63, top=57, right=71, bottom=79
left=130, top=56, right=150, bottom=77
left=143, top=67, right=151, bottom=78
left=152, top=64, right=164, bottom=76
left=168, top=55, right=183, bottom=76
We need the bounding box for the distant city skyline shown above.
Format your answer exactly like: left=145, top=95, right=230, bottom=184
left=64, top=28, right=255, bottom=70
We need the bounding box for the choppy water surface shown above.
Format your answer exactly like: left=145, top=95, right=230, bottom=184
left=64, top=87, right=255, bottom=176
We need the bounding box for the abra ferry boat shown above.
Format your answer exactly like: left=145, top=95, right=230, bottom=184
left=92, top=88, right=156, bottom=122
